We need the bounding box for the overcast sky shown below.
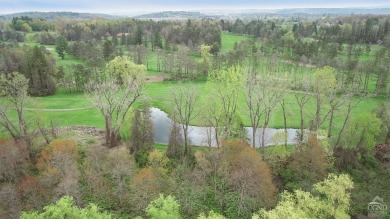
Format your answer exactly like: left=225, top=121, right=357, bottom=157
left=1, top=0, right=389, bottom=15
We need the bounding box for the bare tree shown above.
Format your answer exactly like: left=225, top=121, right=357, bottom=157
left=334, top=90, right=361, bottom=147
left=244, top=73, right=264, bottom=148
left=170, top=83, right=198, bottom=157
left=312, top=66, right=337, bottom=132
left=259, top=75, right=285, bottom=151
left=292, top=76, right=312, bottom=142
left=376, top=102, right=390, bottom=144
left=86, top=76, right=144, bottom=147
left=202, top=95, right=223, bottom=147
left=0, top=72, right=31, bottom=147
left=321, top=82, right=345, bottom=138
left=280, top=98, right=291, bottom=148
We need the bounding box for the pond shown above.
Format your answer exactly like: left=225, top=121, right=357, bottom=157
left=151, top=108, right=305, bottom=147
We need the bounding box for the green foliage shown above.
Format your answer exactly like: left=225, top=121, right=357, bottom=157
left=0, top=72, right=29, bottom=102
left=20, top=196, right=111, bottom=219
left=199, top=44, right=212, bottom=76
left=256, top=173, right=353, bottom=219
left=206, top=66, right=246, bottom=140
left=55, top=35, right=68, bottom=60
left=339, top=113, right=381, bottom=150
left=255, top=190, right=322, bottom=219
left=166, top=122, right=184, bottom=160
left=280, top=134, right=327, bottom=191
left=314, top=66, right=337, bottom=97
left=130, top=103, right=154, bottom=167
left=21, top=46, right=56, bottom=96
left=376, top=102, right=390, bottom=144
left=146, top=194, right=181, bottom=219
left=135, top=25, right=143, bottom=45
left=106, top=56, right=146, bottom=84
left=313, top=174, right=354, bottom=219
left=103, top=40, right=114, bottom=60
left=195, top=141, right=276, bottom=218
left=0, top=72, right=31, bottom=143
left=22, top=23, right=32, bottom=33
left=198, top=210, right=225, bottom=219
left=333, top=148, right=390, bottom=217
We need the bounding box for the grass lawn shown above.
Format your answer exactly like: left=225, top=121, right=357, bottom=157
left=220, top=32, right=253, bottom=52
left=2, top=79, right=380, bottom=139
left=143, top=80, right=383, bottom=130
left=46, top=45, right=84, bottom=66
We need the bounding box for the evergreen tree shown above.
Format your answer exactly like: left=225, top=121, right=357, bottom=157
left=55, top=35, right=68, bottom=60
left=153, top=31, right=163, bottom=50
left=21, top=46, right=56, bottom=96
left=103, top=40, right=114, bottom=60
left=166, top=120, right=183, bottom=160
left=112, top=34, right=118, bottom=46
left=135, top=24, right=143, bottom=45
left=121, top=33, right=127, bottom=46
left=130, top=103, right=154, bottom=167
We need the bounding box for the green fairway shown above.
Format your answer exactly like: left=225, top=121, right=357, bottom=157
left=220, top=32, right=253, bottom=52
left=1, top=80, right=380, bottom=138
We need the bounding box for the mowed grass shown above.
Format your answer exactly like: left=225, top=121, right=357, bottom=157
left=17, top=31, right=251, bottom=76
left=0, top=32, right=252, bottom=133
left=220, top=32, right=253, bottom=52
left=4, top=79, right=381, bottom=138
left=143, top=81, right=383, bottom=132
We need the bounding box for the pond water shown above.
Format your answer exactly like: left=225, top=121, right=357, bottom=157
left=151, top=108, right=305, bottom=147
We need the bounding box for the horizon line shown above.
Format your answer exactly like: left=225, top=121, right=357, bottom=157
left=1, top=5, right=390, bottom=16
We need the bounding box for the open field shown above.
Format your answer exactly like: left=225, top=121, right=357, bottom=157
left=220, top=32, right=253, bottom=52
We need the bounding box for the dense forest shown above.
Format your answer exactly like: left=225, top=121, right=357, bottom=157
left=0, top=12, right=390, bottom=219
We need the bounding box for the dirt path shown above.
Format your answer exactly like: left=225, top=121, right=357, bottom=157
left=146, top=75, right=165, bottom=82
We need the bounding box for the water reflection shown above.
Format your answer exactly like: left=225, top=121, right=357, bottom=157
left=151, top=107, right=305, bottom=147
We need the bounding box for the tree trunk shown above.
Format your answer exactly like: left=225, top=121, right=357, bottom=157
left=215, top=126, right=220, bottom=147
left=335, top=104, right=353, bottom=147
left=261, top=112, right=270, bottom=156
left=261, top=126, right=266, bottom=155
left=183, top=125, right=189, bottom=157
left=328, top=109, right=335, bottom=138
left=252, top=126, right=256, bottom=148
left=314, top=96, right=321, bottom=132
left=282, top=99, right=288, bottom=148
left=109, top=131, right=119, bottom=148
left=300, top=107, right=304, bottom=142
left=105, top=117, right=119, bottom=148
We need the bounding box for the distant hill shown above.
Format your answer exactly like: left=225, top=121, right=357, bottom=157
left=0, top=11, right=120, bottom=22
left=133, top=7, right=390, bottom=20
left=276, top=7, right=390, bottom=15
left=1, top=8, right=389, bottom=22
left=134, top=11, right=213, bottom=19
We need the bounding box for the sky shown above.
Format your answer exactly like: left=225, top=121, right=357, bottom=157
left=1, top=0, right=389, bottom=15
